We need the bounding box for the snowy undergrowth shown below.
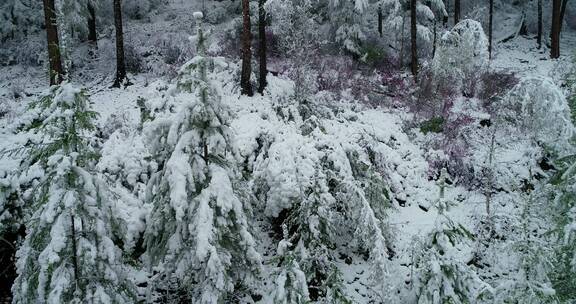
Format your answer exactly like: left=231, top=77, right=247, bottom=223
left=3, top=44, right=570, bottom=304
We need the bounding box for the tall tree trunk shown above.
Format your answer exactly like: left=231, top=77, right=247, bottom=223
left=559, top=0, right=569, bottom=32
left=537, top=0, right=542, bottom=49
left=399, top=13, right=405, bottom=68
left=87, top=2, right=97, bottom=46
left=489, top=0, right=494, bottom=58
left=113, top=0, right=127, bottom=87
left=42, top=0, right=64, bottom=85
left=257, top=0, right=267, bottom=95
left=551, top=0, right=561, bottom=58
left=240, top=0, right=254, bottom=96
left=432, top=21, right=437, bottom=57
left=378, top=6, right=383, bottom=37
left=454, top=0, right=460, bottom=25
left=410, top=0, right=418, bottom=77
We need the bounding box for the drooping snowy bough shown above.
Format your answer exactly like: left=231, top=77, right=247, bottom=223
left=499, top=76, right=574, bottom=153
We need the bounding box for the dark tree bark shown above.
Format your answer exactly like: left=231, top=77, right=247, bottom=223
left=70, top=215, right=80, bottom=289
left=112, top=0, right=127, bottom=87
left=537, top=0, right=542, bottom=49
left=240, top=0, right=254, bottom=96
left=454, top=0, right=460, bottom=25
left=559, top=0, right=569, bottom=32
left=87, top=2, right=97, bottom=46
left=489, top=0, right=494, bottom=58
left=410, top=0, right=418, bottom=77
left=42, top=0, right=65, bottom=85
left=257, top=0, right=267, bottom=95
left=551, top=0, right=561, bottom=58
left=432, top=21, right=437, bottom=57
left=378, top=6, right=383, bottom=37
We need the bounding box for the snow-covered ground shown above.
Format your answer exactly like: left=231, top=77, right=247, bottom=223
left=1, top=0, right=575, bottom=303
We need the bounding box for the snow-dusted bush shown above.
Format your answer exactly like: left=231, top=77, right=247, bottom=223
left=98, top=128, right=153, bottom=196
left=143, top=16, right=262, bottom=302
left=252, top=127, right=395, bottom=302
left=205, top=4, right=229, bottom=24
left=234, top=82, right=443, bottom=301
left=12, top=83, right=136, bottom=303
left=499, top=76, right=574, bottom=153
left=0, top=37, right=45, bottom=66
left=478, top=71, right=519, bottom=105
left=432, top=19, right=489, bottom=95
left=0, top=0, right=43, bottom=41
left=124, top=0, right=164, bottom=20
left=124, top=42, right=146, bottom=74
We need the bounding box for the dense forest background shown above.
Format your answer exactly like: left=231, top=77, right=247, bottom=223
left=1, top=0, right=576, bottom=303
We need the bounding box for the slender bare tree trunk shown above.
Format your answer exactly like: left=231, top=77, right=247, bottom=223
left=489, top=0, right=494, bottom=58
left=257, top=0, right=267, bottom=95
left=241, top=0, right=254, bottom=96
left=87, top=2, right=97, bottom=46
left=113, top=0, right=127, bottom=87
left=378, top=6, right=383, bottom=37
left=399, top=13, right=405, bottom=68
left=551, top=0, right=561, bottom=58
left=410, top=0, right=418, bottom=77
left=537, top=0, right=542, bottom=49
left=42, top=0, right=65, bottom=85
left=454, top=0, right=460, bottom=25
left=432, top=20, right=437, bottom=57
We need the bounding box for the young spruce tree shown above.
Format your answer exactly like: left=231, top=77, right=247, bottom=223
left=12, top=83, right=135, bottom=303
left=411, top=169, right=492, bottom=304
left=143, top=13, right=261, bottom=303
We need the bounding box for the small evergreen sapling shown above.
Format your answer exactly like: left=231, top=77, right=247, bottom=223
left=492, top=186, right=558, bottom=303
left=11, top=83, right=136, bottom=303
left=548, top=155, right=576, bottom=301
left=272, top=227, right=311, bottom=304
left=411, top=169, right=492, bottom=304
left=143, top=13, right=261, bottom=303
left=278, top=172, right=351, bottom=303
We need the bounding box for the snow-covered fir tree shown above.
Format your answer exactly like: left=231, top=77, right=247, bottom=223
left=432, top=19, right=488, bottom=94
left=329, top=0, right=369, bottom=55
left=1, top=0, right=576, bottom=303
left=143, top=13, right=261, bottom=303
left=547, top=154, right=576, bottom=302
left=381, top=0, right=447, bottom=62
left=270, top=170, right=350, bottom=303
left=11, top=83, right=136, bottom=303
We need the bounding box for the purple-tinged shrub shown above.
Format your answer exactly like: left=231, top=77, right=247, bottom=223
left=478, top=71, right=519, bottom=108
